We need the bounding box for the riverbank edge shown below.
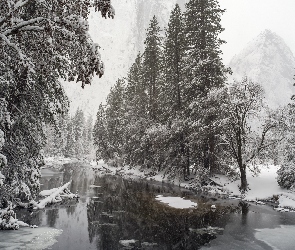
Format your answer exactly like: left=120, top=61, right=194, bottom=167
left=44, top=157, right=295, bottom=212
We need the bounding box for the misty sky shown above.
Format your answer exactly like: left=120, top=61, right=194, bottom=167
left=220, top=0, right=295, bottom=64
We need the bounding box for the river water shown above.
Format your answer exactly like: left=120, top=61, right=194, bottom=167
left=1, top=162, right=295, bottom=250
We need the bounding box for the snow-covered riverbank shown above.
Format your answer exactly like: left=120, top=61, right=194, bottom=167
left=44, top=157, right=295, bottom=211
left=88, top=160, right=295, bottom=211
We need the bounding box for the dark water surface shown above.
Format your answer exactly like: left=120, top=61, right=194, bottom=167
left=5, top=162, right=295, bottom=250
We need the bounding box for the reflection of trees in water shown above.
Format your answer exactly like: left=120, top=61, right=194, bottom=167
left=61, top=163, right=95, bottom=196
left=41, top=176, right=63, bottom=191
left=239, top=201, right=250, bottom=226
left=15, top=209, right=43, bottom=226
left=86, top=175, right=237, bottom=250
left=46, top=208, right=59, bottom=227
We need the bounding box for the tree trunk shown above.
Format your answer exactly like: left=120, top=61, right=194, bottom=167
left=208, top=133, right=215, bottom=175
left=240, top=163, right=247, bottom=192
left=186, top=146, right=190, bottom=177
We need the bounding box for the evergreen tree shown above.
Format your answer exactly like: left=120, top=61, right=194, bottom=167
left=183, top=0, right=230, bottom=174
left=183, top=0, right=229, bottom=100
left=142, top=16, right=163, bottom=121
left=124, top=55, right=149, bottom=166
left=64, top=117, right=76, bottom=158
left=72, top=108, right=86, bottom=157
left=125, top=54, right=147, bottom=119
left=84, top=115, right=94, bottom=156
left=105, top=79, right=126, bottom=164
left=93, top=104, right=110, bottom=161
left=163, top=4, right=185, bottom=117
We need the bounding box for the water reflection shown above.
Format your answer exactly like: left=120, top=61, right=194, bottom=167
left=86, top=175, right=237, bottom=249
left=15, top=163, right=246, bottom=250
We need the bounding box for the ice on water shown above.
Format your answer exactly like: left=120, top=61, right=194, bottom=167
left=0, top=227, right=62, bottom=250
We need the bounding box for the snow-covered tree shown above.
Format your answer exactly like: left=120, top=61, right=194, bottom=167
left=83, top=115, right=94, bottom=156
left=182, top=0, right=229, bottom=100
left=182, top=0, right=230, bottom=173
left=142, top=16, right=163, bottom=121
left=0, top=0, right=115, bottom=202
left=163, top=4, right=185, bottom=117
left=219, top=78, right=283, bottom=191
left=93, top=103, right=110, bottom=161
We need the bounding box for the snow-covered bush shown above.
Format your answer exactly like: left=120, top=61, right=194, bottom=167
left=194, top=166, right=210, bottom=187
left=0, top=203, right=19, bottom=230
left=277, top=164, right=295, bottom=189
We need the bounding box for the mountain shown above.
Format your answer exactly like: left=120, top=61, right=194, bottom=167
left=229, top=29, right=295, bottom=108
left=63, top=0, right=185, bottom=118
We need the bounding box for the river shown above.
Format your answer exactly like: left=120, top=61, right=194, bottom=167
left=1, top=162, right=295, bottom=250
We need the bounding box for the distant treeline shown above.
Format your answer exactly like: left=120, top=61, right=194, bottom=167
left=93, top=1, right=288, bottom=191
left=44, top=108, right=94, bottom=159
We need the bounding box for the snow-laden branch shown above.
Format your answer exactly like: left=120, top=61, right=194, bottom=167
left=0, top=0, right=30, bottom=27
left=34, top=181, right=78, bottom=209
left=3, top=17, right=45, bottom=36
left=0, top=33, right=30, bottom=65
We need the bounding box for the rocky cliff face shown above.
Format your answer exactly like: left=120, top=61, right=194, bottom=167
left=63, top=0, right=185, bottom=118
left=229, top=29, right=295, bottom=108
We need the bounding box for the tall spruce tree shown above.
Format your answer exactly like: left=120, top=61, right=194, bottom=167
left=162, top=4, right=190, bottom=178
left=142, top=16, right=163, bottom=121
left=163, top=4, right=185, bottom=117
left=183, top=0, right=229, bottom=100
left=105, top=79, right=126, bottom=164
left=124, top=54, right=149, bottom=166
left=72, top=108, right=86, bottom=157
left=183, top=0, right=230, bottom=174
left=93, top=104, right=110, bottom=162
left=125, top=54, right=147, bottom=119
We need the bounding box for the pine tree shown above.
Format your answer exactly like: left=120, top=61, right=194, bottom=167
left=93, top=104, right=110, bottom=161
left=142, top=16, right=163, bottom=121
left=124, top=55, right=149, bottom=166
left=84, top=115, right=94, bottom=156
left=72, top=108, right=86, bottom=157
left=125, top=54, right=147, bottom=119
left=163, top=4, right=185, bottom=117
left=183, top=0, right=229, bottom=100
left=64, top=117, right=76, bottom=158
left=105, top=79, right=126, bottom=164
left=183, top=0, right=230, bottom=174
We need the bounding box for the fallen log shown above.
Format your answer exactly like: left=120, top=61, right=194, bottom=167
left=34, top=181, right=76, bottom=209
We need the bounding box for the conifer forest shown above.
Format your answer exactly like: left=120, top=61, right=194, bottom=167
left=1, top=0, right=295, bottom=249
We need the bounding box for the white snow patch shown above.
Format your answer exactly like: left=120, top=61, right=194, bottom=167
left=89, top=185, right=101, bottom=188
left=278, top=194, right=295, bottom=209
left=44, top=156, right=76, bottom=167
left=214, top=165, right=295, bottom=210
left=39, top=188, right=59, bottom=197
left=0, top=227, right=62, bottom=250
left=255, top=225, right=295, bottom=250
left=155, top=195, right=197, bottom=209
left=119, top=239, right=138, bottom=247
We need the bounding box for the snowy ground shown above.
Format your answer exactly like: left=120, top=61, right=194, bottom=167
left=211, top=165, right=295, bottom=210
left=0, top=227, right=62, bottom=250
left=89, top=161, right=295, bottom=211
left=44, top=156, right=77, bottom=168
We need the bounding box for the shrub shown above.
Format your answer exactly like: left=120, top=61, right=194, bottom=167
left=277, top=164, right=295, bottom=189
